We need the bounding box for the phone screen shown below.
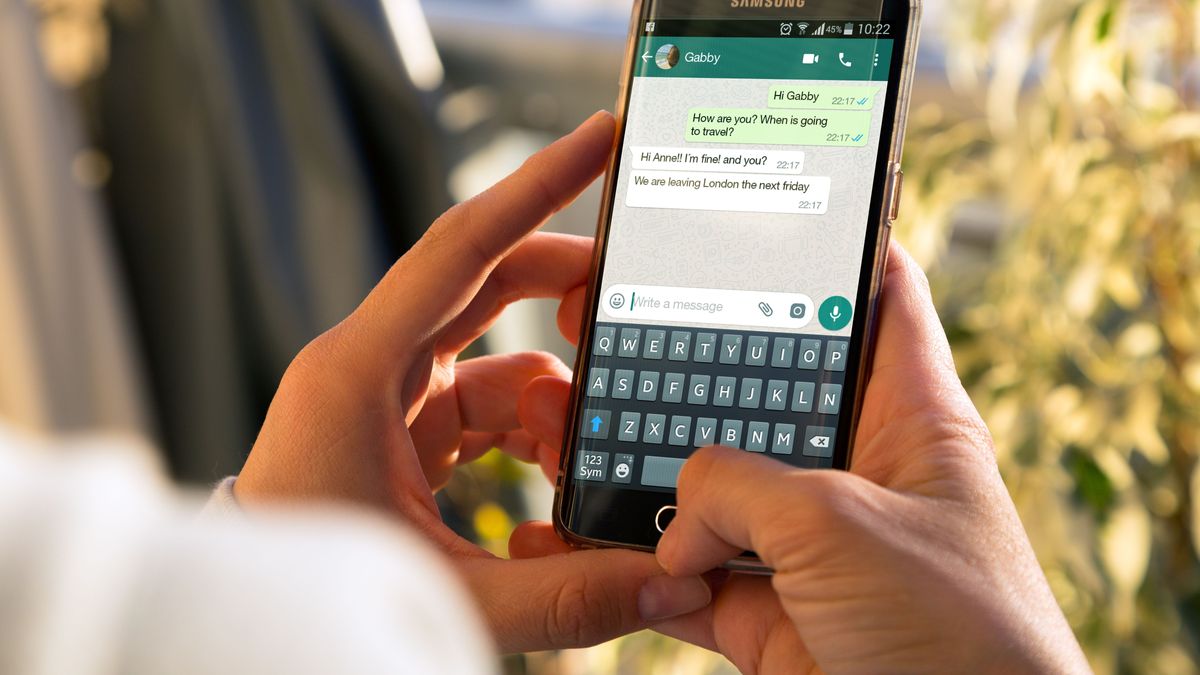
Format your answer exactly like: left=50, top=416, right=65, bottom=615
left=560, top=2, right=913, bottom=548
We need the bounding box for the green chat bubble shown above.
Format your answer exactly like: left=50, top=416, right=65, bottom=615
left=767, top=85, right=881, bottom=111
left=686, top=108, right=872, bottom=147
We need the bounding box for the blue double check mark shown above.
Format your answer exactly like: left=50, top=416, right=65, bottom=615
left=856, top=97, right=869, bottom=105
left=852, top=134, right=864, bottom=143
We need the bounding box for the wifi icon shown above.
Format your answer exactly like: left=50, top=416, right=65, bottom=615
left=796, top=22, right=810, bottom=35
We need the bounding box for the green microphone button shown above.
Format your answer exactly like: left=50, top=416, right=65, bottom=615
left=818, top=296, right=853, bottom=331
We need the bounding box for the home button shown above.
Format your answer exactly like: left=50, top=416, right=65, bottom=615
left=654, top=505, right=677, bottom=533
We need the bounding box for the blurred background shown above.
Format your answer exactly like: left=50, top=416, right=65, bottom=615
left=1, top=0, right=1198, bottom=672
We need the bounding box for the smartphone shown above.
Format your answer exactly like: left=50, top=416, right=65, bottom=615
left=555, top=0, right=921, bottom=567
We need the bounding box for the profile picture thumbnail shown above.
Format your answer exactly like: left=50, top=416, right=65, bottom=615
left=655, top=44, right=680, bottom=70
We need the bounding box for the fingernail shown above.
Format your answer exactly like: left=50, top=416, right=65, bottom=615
left=638, top=574, right=711, bottom=622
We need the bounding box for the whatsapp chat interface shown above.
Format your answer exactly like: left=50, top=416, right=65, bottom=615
left=571, top=33, right=896, bottom=490
left=598, top=35, right=894, bottom=338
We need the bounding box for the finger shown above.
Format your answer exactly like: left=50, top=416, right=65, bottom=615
left=853, top=241, right=995, bottom=477
left=517, top=375, right=572, bottom=451
left=508, top=520, right=573, bottom=558
left=653, top=573, right=778, bottom=657
left=340, top=112, right=614, bottom=369
left=656, top=446, right=880, bottom=577
left=461, top=548, right=712, bottom=653
left=870, top=240, right=967, bottom=412
left=557, top=285, right=588, bottom=347
left=511, top=516, right=724, bottom=648
left=410, top=352, right=568, bottom=487
left=458, top=429, right=538, bottom=464
left=457, top=352, right=569, bottom=432
left=459, top=430, right=560, bottom=484
left=438, top=233, right=595, bottom=355
left=510, top=521, right=725, bottom=650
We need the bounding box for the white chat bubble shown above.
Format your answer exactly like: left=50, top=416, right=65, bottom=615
left=631, top=146, right=805, bottom=174
left=626, top=171, right=830, bottom=215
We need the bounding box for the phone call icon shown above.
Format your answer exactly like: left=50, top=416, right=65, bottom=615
left=838, top=52, right=853, bottom=67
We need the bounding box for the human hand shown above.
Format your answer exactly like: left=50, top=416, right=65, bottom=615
left=516, top=243, right=1091, bottom=674
left=234, top=112, right=712, bottom=653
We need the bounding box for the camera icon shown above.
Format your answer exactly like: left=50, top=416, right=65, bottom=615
left=790, top=303, right=807, bottom=319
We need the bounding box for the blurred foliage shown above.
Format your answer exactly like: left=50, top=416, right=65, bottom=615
left=896, top=1, right=1200, bottom=673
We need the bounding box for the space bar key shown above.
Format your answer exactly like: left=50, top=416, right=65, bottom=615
left=641, top=456, right=685, bottom=488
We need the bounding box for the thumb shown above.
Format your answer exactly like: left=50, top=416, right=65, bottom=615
left=459, top=538, right=711, bottom=652
left=657, top=446, right=885, bottom=576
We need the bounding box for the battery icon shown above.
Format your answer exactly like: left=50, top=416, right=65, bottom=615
left=844, top=22, right=855, bottom=35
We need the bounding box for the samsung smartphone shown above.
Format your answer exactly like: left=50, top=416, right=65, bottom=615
left=555, top=0, right=920, bottom=565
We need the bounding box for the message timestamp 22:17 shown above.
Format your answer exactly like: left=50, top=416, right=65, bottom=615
left=798, top=201, right=824, bottom=211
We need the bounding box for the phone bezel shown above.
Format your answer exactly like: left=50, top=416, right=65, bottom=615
left=553, top=0, right=923, bottom=561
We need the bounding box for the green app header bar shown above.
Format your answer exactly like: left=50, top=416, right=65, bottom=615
left=635, top=37, right=893, bottom=82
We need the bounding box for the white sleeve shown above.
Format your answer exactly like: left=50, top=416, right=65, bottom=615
left=0, top=428, right=496, bottom=675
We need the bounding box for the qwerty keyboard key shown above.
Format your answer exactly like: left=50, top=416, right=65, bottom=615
left=669, top=331, right=692, bottom=361
left=745, top=336, right=768, bottom=366
left=618, top=412, right=640, bottom=442
left=804, top=426, right=837, bottom=458
left=669, top=416, right=691, bottom=446
left=772, top=423, right=796, bottom=455
left=720, top=419, right=743, bottom=448
left=642, top=456, right=685, bottom=488
left=713, top=376, right=737, bottom=407
left=765, top=380, right=788, bottom=411
left=798, top=339, right=821, bottom=370
left=687, top=374, right=711, bottom=405
left=637, top=371, right=660, bottom=401
left=819, top=383, right=843, bottom=415
left=576, top=450, right=609, bottom=482
left=643, top=414, right=666, bottom=444
left=613, top=369, right=634, bottom=400
left=738, top=378, right=762, bottom=409
left=593, top=326, right=615, bottom=357
left=581, top=410, right=611, bottom=440
left=662, top=372, right=685, bottom=403
left=826, top=341, right=849, bottom=372
left=618, top=328, right=640, bottom=357
left=643, top=330, right=666, bottom=360
left=792, top=381, right=815, bottom=413
left=586, top=368, right=609, bottom=398
left=694, top=333, right=717, bottom=363
left=694, top=417, right=717, bottom=446
left=613, top=453, right=634, bottom=484
left=746, top=421, right=770, bottom=452
left=719, top=334, right=743, bottom=364
left=771, top=337, right=795, bottom=368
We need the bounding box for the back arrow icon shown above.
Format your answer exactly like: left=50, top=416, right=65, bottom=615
left=642, top=51, right=652, bottom=63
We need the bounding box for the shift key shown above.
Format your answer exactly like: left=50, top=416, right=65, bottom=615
left=581, top=409, right=611, bottom=439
